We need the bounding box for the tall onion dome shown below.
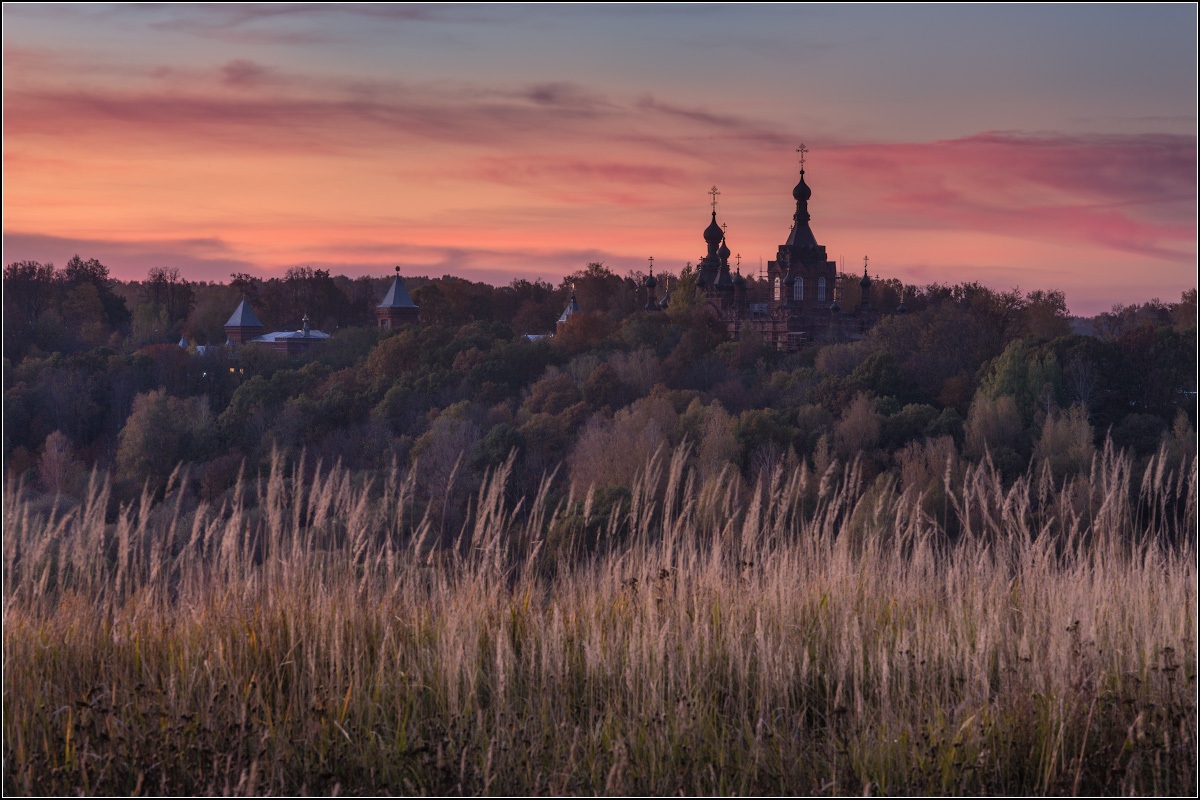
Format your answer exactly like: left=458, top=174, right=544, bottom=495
left=643, top=265, right=660, bottom=312
left=859, top=264, right=874, bottom=310
left=703, top=211, right=723, bottom=257
left=785, top=169, right=817, bottom=248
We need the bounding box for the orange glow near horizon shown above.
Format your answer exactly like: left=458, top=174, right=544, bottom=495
left=3, top=6, right=1195, bottom=315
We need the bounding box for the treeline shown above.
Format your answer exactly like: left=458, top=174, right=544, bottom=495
left=4, top=255, right=1196, bottom=532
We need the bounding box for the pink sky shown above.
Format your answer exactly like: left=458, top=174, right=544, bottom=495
left=3, top=5, right=1196, bottom=314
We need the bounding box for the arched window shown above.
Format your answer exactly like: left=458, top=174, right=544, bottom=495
left=774, top=277, right=781, bottom=301
left=818, top=277, right=826, bottom=302
left=794, top=277, right=804, bottom=302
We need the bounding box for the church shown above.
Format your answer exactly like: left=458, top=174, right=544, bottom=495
left=686, top=151, right=881, bottom=349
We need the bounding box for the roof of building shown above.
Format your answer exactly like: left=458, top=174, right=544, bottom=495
left=557, top=292, right=582, bottom=324
left=378, top=273, right=418, bottom=308
left=704, top=211, right=723, bottom=246
left=250, top=330, right=332, bottom=343
left=224, top=300, right=264, bottom=328
left=786, top=170, right=819, bottom=249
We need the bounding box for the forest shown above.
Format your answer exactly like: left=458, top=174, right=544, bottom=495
left=3, top=256, right=1196, bottom=794
left=3, top=255, right=1196, bottom=520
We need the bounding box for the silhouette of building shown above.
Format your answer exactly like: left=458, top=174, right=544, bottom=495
left=223, top=302, right=330, bottom=355
left=556, top=287, right=582, bottom=334
left=694, top=153, right=880, bottom=348
left=376, top=266, right=420, bottom=329
left=223, top=300, right=264, bottom=344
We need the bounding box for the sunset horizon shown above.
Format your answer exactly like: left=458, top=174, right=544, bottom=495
left=4, top=4, right=1196, bottom=314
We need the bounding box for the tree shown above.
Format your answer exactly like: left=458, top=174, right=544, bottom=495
left=116, top=389, right=216, bottom=485
left=964, top=392, right=1025, bottom=462
left=144, top=266, right=195, bottom=325
left=63, top=255, right=130, bottom=330
left=1034, top=406, right=1095, bottom=483
left=3, top=260, right=57, bottom=323
left=562, top=262, right=625, bottom=317
left=833, top=393, right=882, bottom=462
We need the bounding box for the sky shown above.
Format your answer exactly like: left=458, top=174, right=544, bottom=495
left=3, top=3, right=1196, bottom=314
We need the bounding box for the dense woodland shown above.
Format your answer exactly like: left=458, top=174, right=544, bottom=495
left=4, top=255, right=1196, bottom=533
left=4, top=255, right=1197, bottom=794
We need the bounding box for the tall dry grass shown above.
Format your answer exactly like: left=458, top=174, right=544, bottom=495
left=4, top=442, right=1195, bottom=795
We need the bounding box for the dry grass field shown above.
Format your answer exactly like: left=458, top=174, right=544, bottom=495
left=3, top=443, right=1195, bottom=795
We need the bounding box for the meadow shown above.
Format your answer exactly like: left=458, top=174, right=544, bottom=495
left=3, top=443, right=1195, bottom=795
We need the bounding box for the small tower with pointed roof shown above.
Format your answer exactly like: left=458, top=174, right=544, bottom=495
left=557, top=285, right=582, bottom=334
left=224, top=299, right=265, bottom=344
left=376, top=266, right=420, bottom=329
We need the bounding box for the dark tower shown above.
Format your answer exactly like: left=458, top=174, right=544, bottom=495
left=224, top=300, right=264, bottom=344
left=376, top=266, right=420, bottom=329
left=643, top=257, right=660, bottom=312
left=556, top=285, right=582, bottom=334
left=766, top=144, right=837, bottom=315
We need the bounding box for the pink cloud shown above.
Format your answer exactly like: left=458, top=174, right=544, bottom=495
left=821, top=132, right=1195, bottom=262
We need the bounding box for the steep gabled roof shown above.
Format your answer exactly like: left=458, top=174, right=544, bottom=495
left=224, top=299, right=264, bottom=328
left=378, top=275, right=418, bottom=308
left=557, top=293, right=582, bottom=324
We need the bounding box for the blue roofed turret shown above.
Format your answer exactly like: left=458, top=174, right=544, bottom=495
left=378, top=272, right=418, bottom=308
left=224, top=299, right=263, bottom=328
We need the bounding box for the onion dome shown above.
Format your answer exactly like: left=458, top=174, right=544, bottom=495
left=733, top=268, right=745, bottom=288
left=659, top=278, right=671, bottom=309
left=644, top=271, right=657, bottom=289
left=896, top=301, right=909, bottom=314
left=783, top=268, right=796, bottom=286
left=703, top=211, right=723, bottom=246
left=718, top=237, right=731, bottom=262
left=830, top=299, right=841, bottom=313
left=792, top=170, right=812, bottom=202
left=859, top=264, right=872, bottom=290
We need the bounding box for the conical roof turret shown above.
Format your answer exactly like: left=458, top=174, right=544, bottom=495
left=224, top=299, right=263, bottom=328
left=379, top=267, right=418, bottom=308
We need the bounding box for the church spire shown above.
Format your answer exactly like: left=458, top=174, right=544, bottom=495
left=786, top=143, right=817, bottom=248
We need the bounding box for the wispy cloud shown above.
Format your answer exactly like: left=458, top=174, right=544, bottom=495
left=823, top=132, right=1196, bottom=261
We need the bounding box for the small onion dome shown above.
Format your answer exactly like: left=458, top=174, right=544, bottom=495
left=659, top=292, right=671, bottom=310
left=733, top=268, right=745, bottom=288
left=896, top=302, right=909, bottom=314
left=704, top=211, right=723, bottom=245
left=783, top=268, right=796, bottom=286
left=830, top=300, right=841, bottom=313
left=792, top=170, right=812, bottom=202
left=859, top=269, right=872, bottom=290
left=644, top=272, right=657, bottom=289
left=718, top=237, right=731, bottom=261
